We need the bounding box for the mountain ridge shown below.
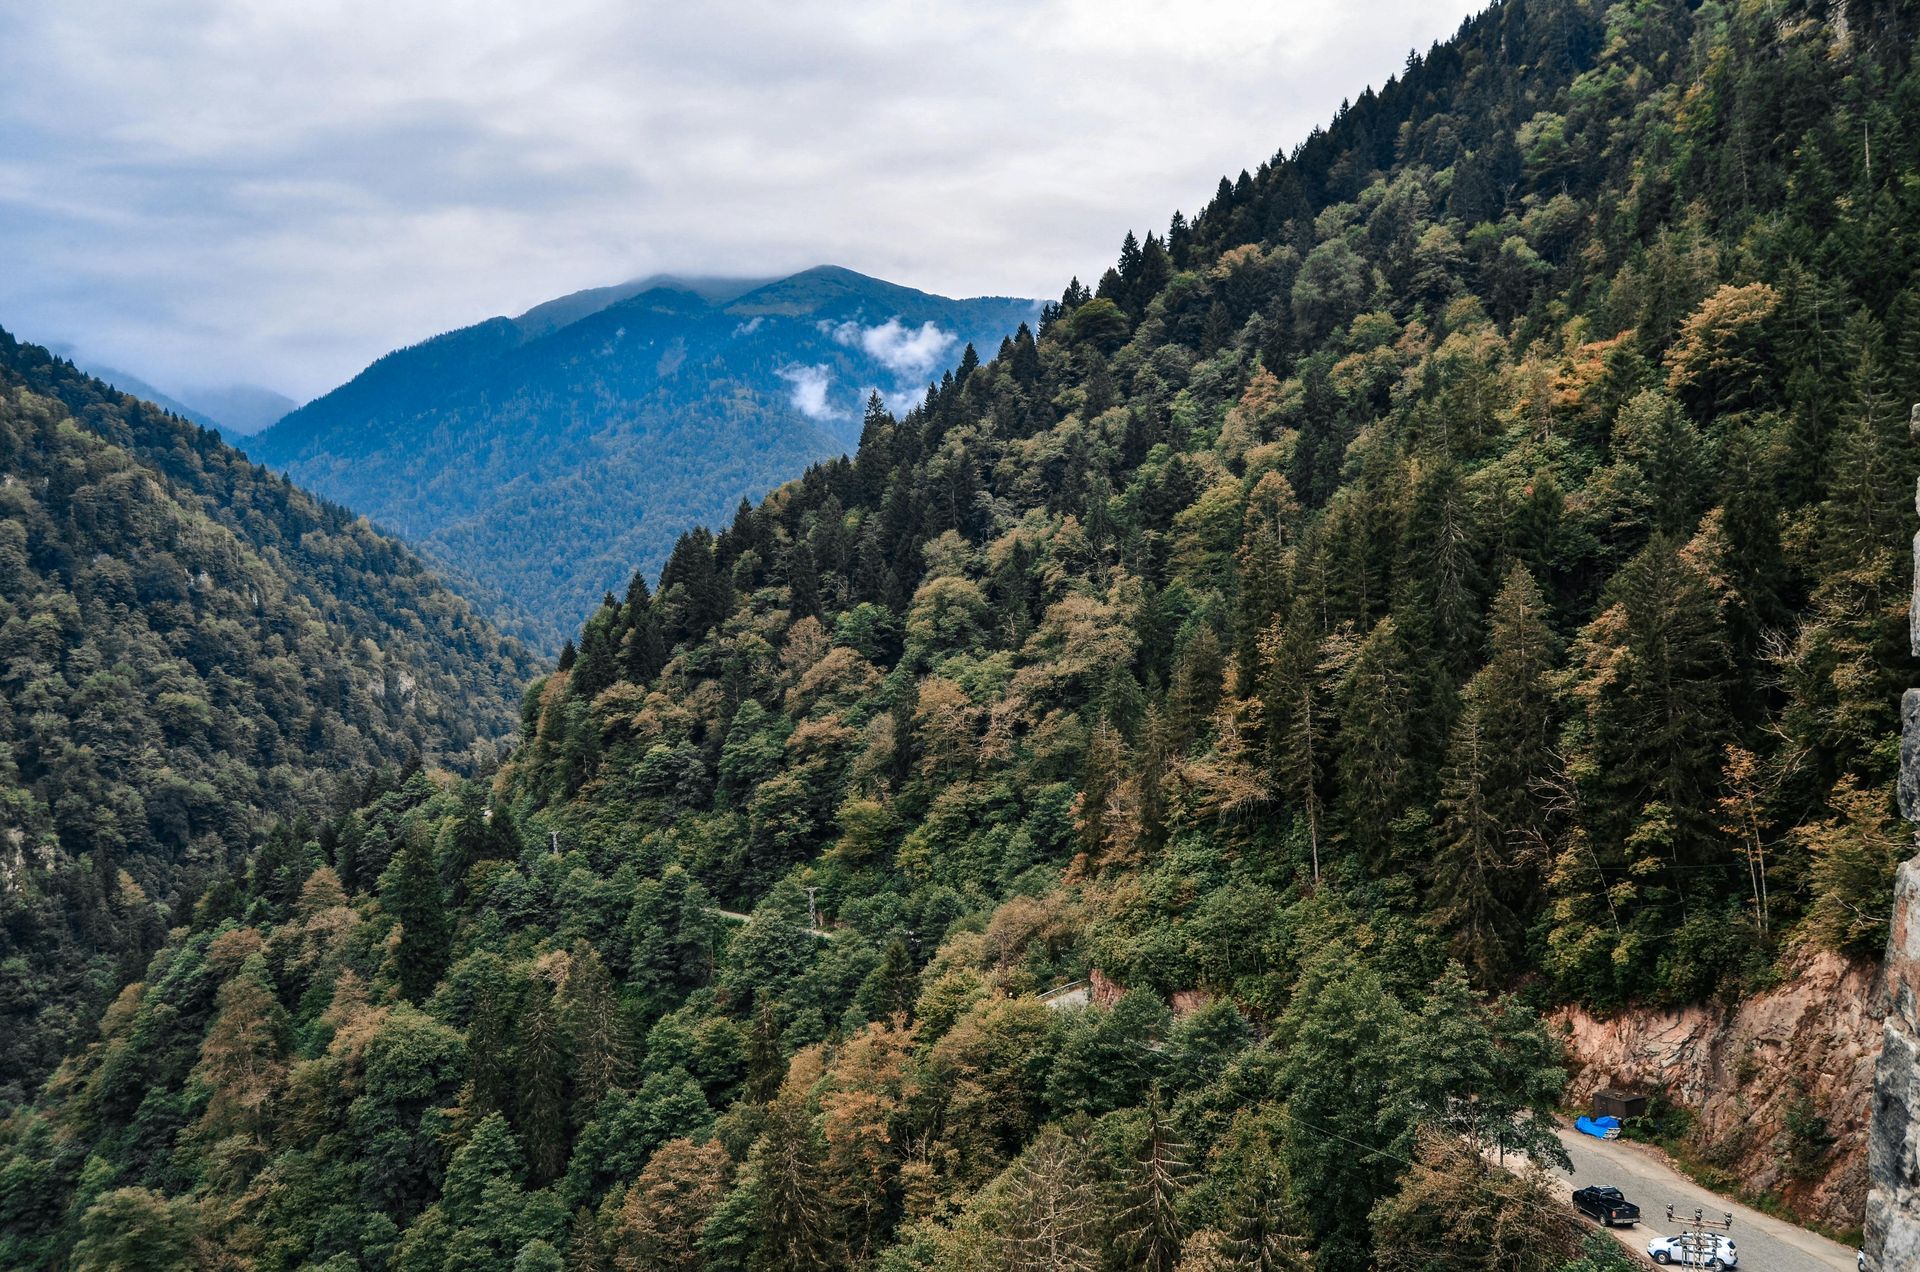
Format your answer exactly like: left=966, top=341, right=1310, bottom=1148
left=43, top=348, right=299, bottom=438
left=247, top=265, right=1040, bottom=645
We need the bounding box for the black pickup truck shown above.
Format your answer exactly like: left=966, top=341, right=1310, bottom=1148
left=1572, top=1185, right=1640, bottom=1227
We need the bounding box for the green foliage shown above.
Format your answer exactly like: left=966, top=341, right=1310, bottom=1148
left=0, top=333, right=534, bottom=1101
left=249, top=270, right=1042, bottom=645
left=9, top=2, right=1920, bottom=1267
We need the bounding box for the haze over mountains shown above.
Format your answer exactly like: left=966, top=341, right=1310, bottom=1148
left=45, top=347, right=298, bottom=438
left=246, top=266, right=1039, bottom=645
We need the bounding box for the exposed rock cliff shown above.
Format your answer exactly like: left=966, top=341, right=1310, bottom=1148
left=1865, top=856, right=1920, bottom=1266
left=1862, top=437, right=1920, bottom=1268
left=1559, top=950, right=1880, bottom=1232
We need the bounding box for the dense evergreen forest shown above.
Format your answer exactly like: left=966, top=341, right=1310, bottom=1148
left=249, top=268, right=1040, bottom=647
left=0, top=334, right=537, bottom=1098
left=5, top=0, right=1919, bottom=1268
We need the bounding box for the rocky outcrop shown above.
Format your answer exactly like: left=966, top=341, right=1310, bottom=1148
left=1559, top=951, right=1881, bottom=1232
left=1865, top=857, right=1920, bottom=1266
left=1860, top=419, right=1920, bottom=1268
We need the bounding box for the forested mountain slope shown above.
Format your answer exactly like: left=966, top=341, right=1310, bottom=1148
left=5, top=1, right=1919, bottom=1269
left=0, top=330, right=537, bottom=1098
left=247, top=267, right=1040, bottom=647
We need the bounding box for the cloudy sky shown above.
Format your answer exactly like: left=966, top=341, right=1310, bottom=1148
left=0, top=1, right=1484, bottom=402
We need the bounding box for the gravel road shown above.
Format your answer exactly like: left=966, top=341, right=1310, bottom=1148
left=1555, top=1126, right=1859, bottom=1272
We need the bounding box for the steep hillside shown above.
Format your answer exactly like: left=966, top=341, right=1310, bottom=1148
left=6, top=2, right=1920, bottom=1271
left=248, top=267, right=1040, bottom=646
left=0, top=329, right=537, bottom=1098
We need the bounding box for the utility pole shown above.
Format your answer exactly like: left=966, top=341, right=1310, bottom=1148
left=1663, top=1204, right=1734, bottom=1265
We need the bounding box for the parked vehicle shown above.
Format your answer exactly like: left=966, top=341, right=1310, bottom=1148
left=1646, top=1233, right=1738, bottom=1267
left=1572, top=1185, right=1640, bottom=1227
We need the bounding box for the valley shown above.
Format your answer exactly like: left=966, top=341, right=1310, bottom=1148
left=2, top=1, right=1920, bottom=1270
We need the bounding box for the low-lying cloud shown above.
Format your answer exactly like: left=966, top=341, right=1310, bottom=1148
left=777, top=363, right=839, bottom=421
left=0, top=2, right=1485, bottom=397
left=830, top=317, right=957, bottom=379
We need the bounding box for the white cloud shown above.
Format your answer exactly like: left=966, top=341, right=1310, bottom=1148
left=0, top=1, right=1485, bottom=398
left=777, top=363, right=840, bottom=421
left=863, top=384, right=928, bottom=416
left=831, top=317, right=957, bottom=379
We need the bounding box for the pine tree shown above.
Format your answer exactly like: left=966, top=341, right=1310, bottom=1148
left=1429, top=706, right=1519, bottom=981
left=786, top=541, right=822, bottom=620
left=745, top=1001, right=785, bottom=1104
left=559, top=942, right=626, bottom=1114
left=568, top=1206, right=609, bottom=1272
left=1119, top=1096, right=1191, bottom=1272
left=620, top=571, right=668, bottom=684
left=1262, top=605, right=1329, bottom=883
left=1430, top=566, right=1561, bottom=980
left=518, top=977, right=568, bottom=1185
left=468, top=969, right=516, bottom=1120
left=1569, top=536, right=1731, bottom=874
left=999, top=1125, right=1103, bottom=1272
left=613, top=1138, right=732, bottom=1272
left=250, top=820, right=315, bottom=919
left=753, top=1076, right=837, bottom=1270
left=381, top=824, right=450, bottom=1003
left=1396, top=461, right=1482, bottom=685
left=1278, top=941, right=1409, bottom=1272
left=1217, top=1136, right=1312, bottom=1272
left=1335, top=617, right=1416, bottom=869
left=570, top=599, right=620, bottom=700
left=857, top=937, right=920, bottom=1022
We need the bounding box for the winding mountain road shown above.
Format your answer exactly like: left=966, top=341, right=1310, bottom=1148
left=1556, top=1126, right=1858, bottom=1272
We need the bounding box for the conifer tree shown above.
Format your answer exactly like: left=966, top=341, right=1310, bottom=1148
left=1568, top=535, right=1730, bottom=873
left=568, top=1207, right=609, bottom=1272
left=250, top=821, right=315, bottom=919
left=1262, top=605, right=1329, bottom=882
left=753, top=1073, right=837, bottom=1270
left=1430, top=566, right=1560, bottom=979
left=620, top=571, right=667, bottom=684
left=1335, top=617, right=1416, bottom=869
left=1119, top=1095, right=1191, bottom=1272
left=560, top=943, right=626, bottom=1115
left=517, top=977, right=568, bottom=1186
left=382, top=824, right=450, bottom=1003
left=745, top=1001, right=785, bottom=1104
left=570, top=600, right=620, bottom=700
left=468, top=968, right=516, bottom=1120
left=1396, top=461, right=1481, bottom=685
left=612, top=1138, right=732, bottom=1272
left=1278, top=942, right=1409, bottom=1272
left=1221, top=1176, right=1312, bottom=1271
left=999, top=1125, right=1103, bottom=1272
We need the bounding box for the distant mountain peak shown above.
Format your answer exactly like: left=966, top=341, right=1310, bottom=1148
left=247, top=266, right=1039, bottom=645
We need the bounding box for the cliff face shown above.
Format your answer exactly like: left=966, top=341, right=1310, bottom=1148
left=1866, top=855, right=1920, bottom=1265
left=1559, top=951, right=1881, bottom=1232
left=1863, top=437, right=1920, bottom=1267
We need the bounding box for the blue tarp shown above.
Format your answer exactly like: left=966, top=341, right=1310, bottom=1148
left=1576, top=1115, right=1623, bottom=1139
